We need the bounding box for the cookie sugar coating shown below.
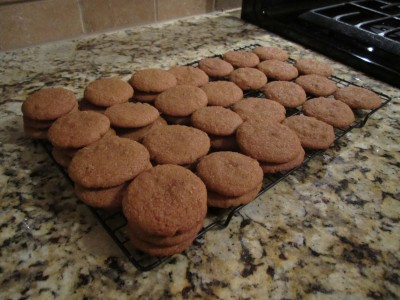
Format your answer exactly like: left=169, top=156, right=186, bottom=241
left=84, top=77, right=133, bottom=107
left=198, top=58, right=234, bottom=77
left=207, top=183, right=262, bottom=208
left=294, top=58, right=333, bottom=77
left=155, top=85, right=208, bottom=117
left=232, top=98, right=286, bottom=123
left=48, top=111, right=110, bottom=148
left=168, top=66, right=209, bottom=87
left=257, top=60, right=298, bottom=81
left=123, top=164, right=207, bottom=236
left=334, top=86, right=382, bottom=110
left=104, top=102, right=159, bottom=128
left=252, top=46, right=289, bottom=61
left=197, top=151, right=263, bottom=197
left=229, top=67, right=267, bottom=90
left=302, top=97, right=355, bottom=128
left=191, top=106, right=243, bottom=136
left=21, top=87, right=77, bottom=121
left=263, top=81, right=307, bottom=108
left=142, top=125, right=210, bottom=165
left=201, top=81, right=243, bottom=107
left=68, top=135, right=150, bottom=188
left=236, top=120, right=302, bottom=164
left=223, top=51, right=260, bottom=68
left=295, top=74, right=337, bottom=96
left=129, top=68, right=177, bottom=93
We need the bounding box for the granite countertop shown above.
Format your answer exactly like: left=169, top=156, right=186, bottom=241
left=1, top=10, right=399, bottom=299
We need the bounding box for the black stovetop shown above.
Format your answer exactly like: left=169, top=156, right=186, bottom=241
left=241, top=0, right=400, bottom=88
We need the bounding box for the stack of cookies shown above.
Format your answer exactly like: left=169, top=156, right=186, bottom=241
left=69, top=135, right=151, bottom=211
left=47, top=111, right=111, bottom=167
left=21, top=88, right=78, bottom=140
left=122, top=164, right=207, bottom=256
left=196, top=151, right=264, bottom=208
left=79, top=77, right=134, bottom=113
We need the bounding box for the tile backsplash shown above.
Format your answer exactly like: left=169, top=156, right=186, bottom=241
left=0, top=0, right=242, bottom=51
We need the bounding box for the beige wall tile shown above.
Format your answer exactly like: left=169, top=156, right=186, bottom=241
left=215, top=0, right=242, bottom=11
left=80, top=0, right=156, bottom=33
left=0, top=0, right=83, bottom=51
left=157, top=0, right=214, bottom=21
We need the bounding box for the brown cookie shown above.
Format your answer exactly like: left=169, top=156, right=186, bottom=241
left=52, top=147, right=72, bottom=168
left=252, top=46, right=289, bottom=62
left=294, top=58, right=333, bottom=77
left=196, top=151, right=264, bottom=197
left=129, top=220, right=203, bottom=247
left=334, top=86, right=382, bottom=110
left=201, top=81, right=243, bottom=107
left=163, top=115, right=192, bottom=126
left=104, top=102, right=160, bottom=128
left=123, top=164, right=207, bottom=236
left=282, top=115, right=335, bottom=149
left=191, top=106, right=243, bottom=136
left=129, top=68, right=177, bottom=93
left=133, top=90, right=159, bottom=103
left=116, top=117, right=167, bottom=142
left=209, top=135, right=239, bottom=151
left=295, top=74, right=337, bottom=96
left=75, top=182, right=128, bottom=210
left=128, top=229, right=197, bottom=257
left=260, top=147, right=305, bottom=173
left=302, top=97, right=355, bottom=128
left=229, top=67, right=267, bottom=90
left=207, top=182, right=262, bottom=208
left=23, top=116, right=54, bottom=130
left=23, top=125, right=48, bottom=140
left=154, top=85, right=208, bottom=117
left=68, top=135, right=150, bottom=188
left=48, top=111, right=110, bottom=148
left=21, top=88, right=77, bottom=121
left=257, top=60, right=299, bottom=81
left=78, top=100, right=106, bottom=114
left=223, top=51, right=260, bottom=68
left=263, top=81, right=307, bottom=108
left=168, top=66, right=209, bottom=87
left=236, top=120, right=303, bottom=164
left=198, top=58, right=234, bottom=77
left=232, top=98, right=286, bottom=123
left=142, top=125, right=210, bottom=165
left=84, top=77, right=134, bottom=107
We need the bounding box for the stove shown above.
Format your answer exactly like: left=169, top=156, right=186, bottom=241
left=241, top=0, right=400, bottom=88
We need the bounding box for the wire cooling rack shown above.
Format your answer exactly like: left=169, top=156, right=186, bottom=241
left=41, top=44, right=392, bottom=271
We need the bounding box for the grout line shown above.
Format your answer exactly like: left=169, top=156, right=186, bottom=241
left=77, top=0, right=87, bottom=34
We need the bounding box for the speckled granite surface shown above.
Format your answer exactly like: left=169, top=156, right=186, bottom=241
left=1, top=11, right=399, bottom=299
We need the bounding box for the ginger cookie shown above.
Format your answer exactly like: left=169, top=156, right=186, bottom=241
left=232, top=98, right=286, bottom=123
left=128, top=230, right=197, bottom=257
left=257, top=60, right=298, bottom=81
left=48, top=111, right=110, bottom=148
left=84, top=77, right=133, bottom=107
left=104, top=102, right=159, bottom=128
left=154, top=85, right=208, bottom=117
left=282, top=115, right=335, bottom=149
left=142, top=125, right=210, bottom=165
left=223, top=51, right=260, bottom=68
left=52, top=147, right=72, bottom=168
left=260, top=147, right=305, bottom=173
left=129, top=220, right=203, bottom=247
left=129, top=68, right=177, bottom=93
left=78, top=100, right=106, bottom=114
left=334, top=86, right=382, bottom=110
left=302, top=97, right=355, bottom=128
left=263, top=81, right=307, bottom=108
left=168, top=66, right=209, bottom=87
left=133, top=91, right=159, bottom=103
left=229, top=67, right=267, bottom=90
left=75, top=182, right=128, bottom=210
left=21, top=87, right=77, bottom=121
left=209, top=135, right=239, bottom=151
left=201, top=81, right=243, bottom=107
left=295, top=74, right=337, bottom=96
left=23, top=116, right=54, bottom=130
left=198, top=58, right=234, bottom=77
left=294, top=58, right=333, bottom=77
left=207, top=182, right=262, bottom=208
left=191, top=106, right=243, bottom=136
left=196, top=151, right=263, bottom=197
left=23, top=125, right=48, bottom=140
left=68, top=135, right=150, bottom=188
left=236, top=120, right=303, bottom=164
left=123, top=164, right=207, bottom=236
left=116, top=117, right=167, bottom=142
left=252, top=46, right=289, bottom=62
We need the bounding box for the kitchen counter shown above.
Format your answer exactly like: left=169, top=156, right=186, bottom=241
left=1, top=10, right=399, bottom=299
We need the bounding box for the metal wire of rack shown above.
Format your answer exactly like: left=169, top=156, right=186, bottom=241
left=40, top=44, right=392, bottom=272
